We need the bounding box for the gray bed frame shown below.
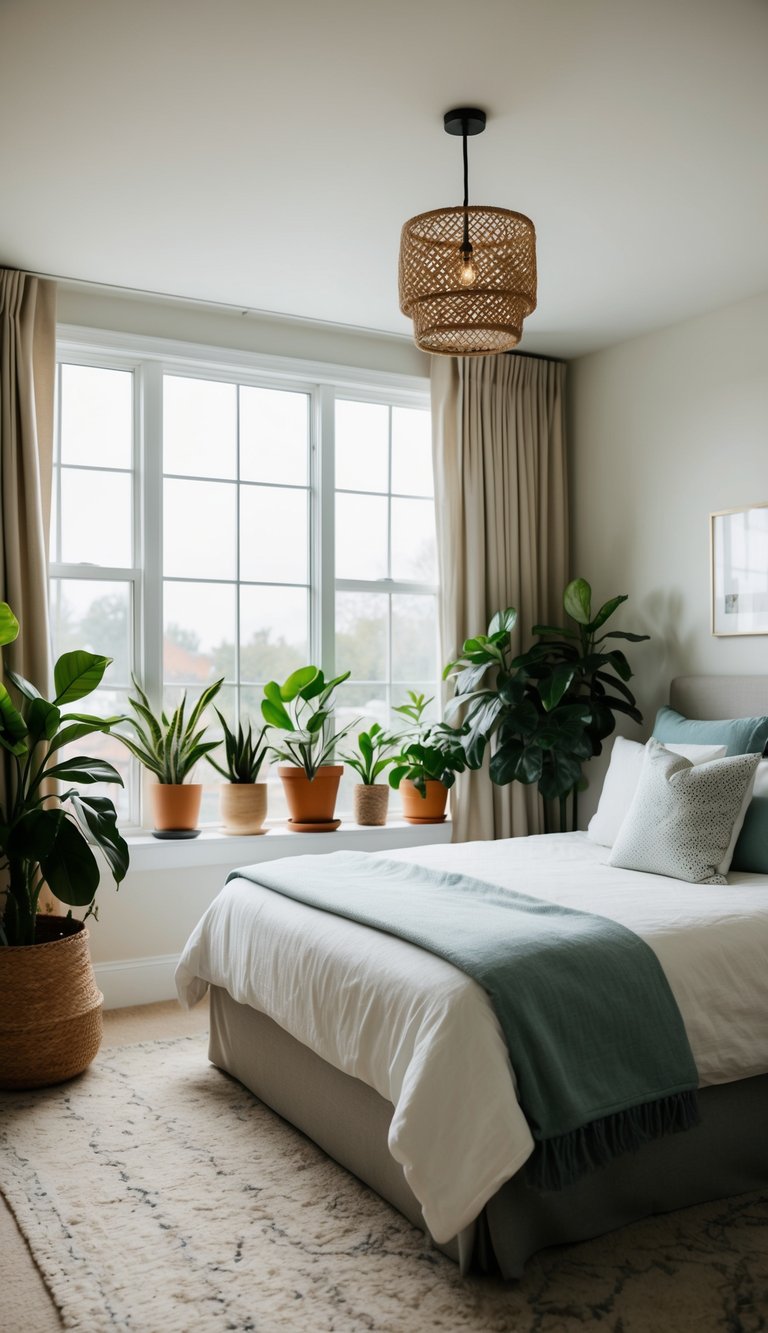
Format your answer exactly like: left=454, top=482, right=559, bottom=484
left=206, top=676, right=768, bottom=1278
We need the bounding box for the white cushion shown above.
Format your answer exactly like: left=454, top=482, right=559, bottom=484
left=587, top=736, right=727, bottom=847
left=608, top=740, right=760, bottom=885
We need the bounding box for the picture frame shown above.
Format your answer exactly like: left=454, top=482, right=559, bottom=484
left=711, top=503, right=768, bottom=636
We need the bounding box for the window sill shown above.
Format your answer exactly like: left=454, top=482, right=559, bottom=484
left=123, top=818, right=452, bottom=873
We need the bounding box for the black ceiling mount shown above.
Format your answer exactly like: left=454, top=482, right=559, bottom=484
left=443, top=108, right=487, bottom=137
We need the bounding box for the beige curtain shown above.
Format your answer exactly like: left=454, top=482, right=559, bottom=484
left=0, top=270, right=57, bottom=832
left=431, top=352, right=568, bottom=842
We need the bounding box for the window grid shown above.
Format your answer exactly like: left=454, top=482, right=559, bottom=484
left=50, top=344, right=433, bottom=828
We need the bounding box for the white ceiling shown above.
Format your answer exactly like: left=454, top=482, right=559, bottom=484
left=2, top=0, right=767, bottom=358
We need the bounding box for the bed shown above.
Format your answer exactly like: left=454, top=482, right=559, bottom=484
left=176, top=676, right=768, bottom=1278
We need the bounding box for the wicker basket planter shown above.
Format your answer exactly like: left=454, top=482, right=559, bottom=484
left=0, top=916, right=103, bottom=1090
left=220, top=782, right=268, bottom=835
left=353, top=784, right=390, bottom=827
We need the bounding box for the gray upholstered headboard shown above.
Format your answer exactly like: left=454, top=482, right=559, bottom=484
left=670, top=676, right=768, bottom=720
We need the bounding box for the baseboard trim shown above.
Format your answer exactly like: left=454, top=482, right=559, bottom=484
left=94, top=954, right=180, bottom=1010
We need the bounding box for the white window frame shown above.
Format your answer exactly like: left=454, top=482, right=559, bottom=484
left=53, top=326, right=431, bottom=830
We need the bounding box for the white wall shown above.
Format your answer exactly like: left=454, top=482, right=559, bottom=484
left=57, top=281, right=429, bottom=378
left=570, top=291, right=768, bottom=821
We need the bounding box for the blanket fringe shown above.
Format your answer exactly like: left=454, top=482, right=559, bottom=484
left=526, top=1090, right=700, bottom=1192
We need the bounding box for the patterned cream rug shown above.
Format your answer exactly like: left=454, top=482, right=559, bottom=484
left=1, top=1034, right=766, bottom=1333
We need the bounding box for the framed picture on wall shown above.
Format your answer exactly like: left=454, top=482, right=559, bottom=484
left=711, top=503, right=768, bottom=636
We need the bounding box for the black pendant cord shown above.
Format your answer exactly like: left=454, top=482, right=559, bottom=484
left=461, top=125, right=471, bottom=253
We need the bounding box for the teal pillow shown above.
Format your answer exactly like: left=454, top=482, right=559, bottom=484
left=731, top=762, right=768, bottom=872
left=653, top=706, right=768, bottom=758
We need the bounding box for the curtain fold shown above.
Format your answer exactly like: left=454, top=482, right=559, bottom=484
left=431, top=352, right=568, bottom=842
left=0, top=269, right=57, bottom=832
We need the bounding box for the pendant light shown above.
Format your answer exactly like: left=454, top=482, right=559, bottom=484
left=398, top=108, right=537, bottom=356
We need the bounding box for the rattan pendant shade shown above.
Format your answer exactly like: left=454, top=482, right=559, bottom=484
left=398, top=109, right=537, bottom=357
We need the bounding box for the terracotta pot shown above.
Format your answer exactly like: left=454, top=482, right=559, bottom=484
left=0, top=916, right=103, bottom=1090
left=400, top=778, right=449, bottom=824
left=220, top=782, right=268, bottom=835
left=278, top=764, right=343, bottom=828
left=150, top=783, right=202, bottom=831
left=353, top=783, right=389, bottom=827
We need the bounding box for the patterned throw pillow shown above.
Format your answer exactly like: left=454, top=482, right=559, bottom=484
left=609, top=740, right=760, bottom=885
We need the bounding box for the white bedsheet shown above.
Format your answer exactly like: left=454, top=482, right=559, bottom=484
left=175, top=832, right=768, bottom=1243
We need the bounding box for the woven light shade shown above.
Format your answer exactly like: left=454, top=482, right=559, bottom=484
left=399, top=204, right=537, bottom=356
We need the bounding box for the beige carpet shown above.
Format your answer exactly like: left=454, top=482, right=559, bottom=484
left=1, top=1001, right=767, bottom=1332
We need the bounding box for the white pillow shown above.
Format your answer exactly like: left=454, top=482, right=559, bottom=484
left=609, top=740, right=760, bottom=885
left=587, top=736, right=728, bottom=847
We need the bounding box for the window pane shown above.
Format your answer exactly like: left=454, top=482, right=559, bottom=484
left=60, top=364, right=132, bottom=469
left=164, top=478, right=236, bottom=580
left=50, top=579, right=132, bottom=686
left=60, top=469, right=132, bottom=567
left=163, top=376, right=236, bottom=478
left=336, top=493, right=388, bottom=580
left=57, top=687, right=132, bottom=824
left=392, top=596, right=438, bottom=682
left=239, top=585, right=308, bottom=681
left=163, top=580, right=236, bottom=682
left=335, top=591, right=387, bottom=681
left=240, top=485, right=308, bottom=584
left=390, top=497, right=437, bottom=582
left=335, top=400, right=389, bottom=493
left=391, top=407, right=432, bottom=497
left=240, top=387, right=308, bottom=485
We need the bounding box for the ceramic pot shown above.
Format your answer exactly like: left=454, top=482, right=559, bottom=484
left=400, top=778, right=449, bottom=824
left=150, top=783, right=203, bottom=832
left=0, top=916, right=103, bottom=1090
left=353, top=783, right=389, bottom=827
left=278, top=764, right=343, bottom=829
left=220, top=782, right=268, bottom=835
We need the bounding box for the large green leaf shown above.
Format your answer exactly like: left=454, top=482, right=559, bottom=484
left=53, top=651, right=112, bottom=706
left=0, top=602, right=19, bottom=647
left=538, top=750, right=584, bottom=801
left=531, top=623, right=580, bottom=641
left=48, top=718, right=111, bottom=753
left=539, top=663, right=577, bottom=711
left=587, top=594, right=628, bottom=631
left=39, top=815, right=100, bottom=908
left=280, top=666, right=319, bottom=701
left=45, top=757, right=124, bottom=786
left=0, top=682, right=28, bottom=750
left=7, top=808, right=64, bottom=861
left=68, top=794, right=130, bottom=884
left=5, top=668, right=41, bottom=702
left=597, top=630, right=651, bottom=643
left=563, top=578, right=592, bottom=626
left=26, top=698, right=61, bottom=744
left=487, top=607, right=517, bottom=637
left=261, top=697, right=293, bottom=730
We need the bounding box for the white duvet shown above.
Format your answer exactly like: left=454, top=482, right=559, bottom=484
left=176, top=832, right=768, bottom=1243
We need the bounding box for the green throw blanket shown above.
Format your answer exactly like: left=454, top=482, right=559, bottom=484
left=229, top=852, right=699, bottom=1190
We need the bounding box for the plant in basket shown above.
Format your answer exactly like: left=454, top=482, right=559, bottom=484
left=0, top=600, right=129, bottom=1088
left=341, top=722, right=397, bottom=826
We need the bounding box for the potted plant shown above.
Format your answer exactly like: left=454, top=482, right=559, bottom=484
left=388, top=691, right=467, bottom=823
left=0, top=601, right=129, bottom=1089
left=444, top=579, right=649, bottom=831
left=208, top=710, right=270, bottom=835
left=261, top=666, right=353, bottom=830
left=341, top=722, right=396, bottom=826
left=116, top=676, right=223, bottom=836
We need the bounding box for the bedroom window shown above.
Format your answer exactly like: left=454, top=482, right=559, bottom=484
left=50, top=339, right=434, bottom=828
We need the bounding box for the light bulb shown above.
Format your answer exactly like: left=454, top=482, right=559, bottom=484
left=458, top=245, right=477, bottom=287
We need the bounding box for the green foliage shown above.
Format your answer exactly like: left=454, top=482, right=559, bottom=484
left=444, top=579, right=650, bottom=829
left=208, top=710, right=270, bottom=783
left=0, top=601, right=129, bottom=948
left=341, top=723, right=396, bottom=786
left=116, top=677, right=223, bottom=784
left=388, top=691, right=467, bottom=797
left=262, top=666, right=352, bottom=780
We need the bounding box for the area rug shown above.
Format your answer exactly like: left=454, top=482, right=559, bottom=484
left=1, top=1035, right=767, bottom=1333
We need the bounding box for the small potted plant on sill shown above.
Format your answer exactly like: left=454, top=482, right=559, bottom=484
left=0, top=600, right=129, bottom=1089
left=341, top=722, right=396, bottom=826
left=208, top=710, right=270, bottom=835
left=262, top=665, right=353, bottom=831
left=389, top=691, right=467, bottom=823
left=116, top=676, right=223, bottom=837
